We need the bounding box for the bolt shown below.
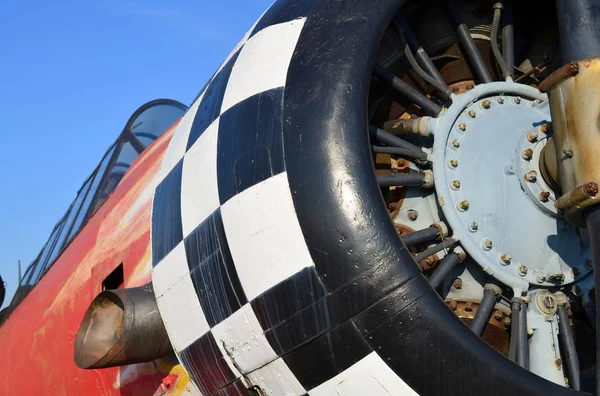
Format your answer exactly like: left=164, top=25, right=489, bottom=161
left=469, top=222, right=479, bottom=232
left=502, top=317, right=511, bottom=328
left=457, top=122, right=467, bottom=132
left=500, top=254, right=511, bottom=265
left=458, top=200, right=470, bottom=211
left=519, top=265, right=528, bottom=276
left=494, top=310, right=503, bottom=321
left=481, top=99, right=491, bottom=109
left=522, top=149, right=533, bottom=161
left=562, top=149, right=573, bottom=158
left=451, top=180, right=461, bottom=190
left=452, top=278, right=463, bottom=290
left=465, top=301, right=474, bottom=312
left=549, top=273, right=565, bottom=283
left=497, top=96, right=505, bottom=104
left=448, top=300, right=458, bottom=311
left=514, top=97, right=521, bottom=104
left=535, top=270, right=546, bottom=283
left=468, top=109, right=477, bottom=118
left=524, top=170, right=537, bottom=183
left=407, top=209, right=418, bottom=221
left=543, top=295, right=557, bottom=311
left=451, top=139, right=461, bottom=149
left=585, top=259, right=593, bottom=269
left=540, top=123, right=550, bottom=134
left=527, top=131, right=539, bottom=142
left=539, top=191, right=551, bottom=202
left=483, top=239, right=493, bottom=251
left=532, top=99, right=542, bottom=106
left=584, top=182, right=599, bottom=197
left=449, top=159, right=458, bottom=168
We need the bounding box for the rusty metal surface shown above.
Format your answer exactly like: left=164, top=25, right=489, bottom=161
left=538, top=62, right=580, bottom=93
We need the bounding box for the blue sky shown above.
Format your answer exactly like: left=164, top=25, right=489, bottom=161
left=0, top=0, right=273, bottom=309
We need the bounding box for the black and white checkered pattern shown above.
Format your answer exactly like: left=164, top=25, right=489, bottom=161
left=151, top=3, right=421, bottom=396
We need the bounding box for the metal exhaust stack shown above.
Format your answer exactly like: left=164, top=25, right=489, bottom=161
left=74, top=283, right=172, bottom=369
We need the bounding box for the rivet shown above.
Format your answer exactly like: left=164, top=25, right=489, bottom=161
left=514, top=97, right=521, bottom=104
left=519, top=265, right=528, bottom=276
left=451, top=139, right=461, bottom=149
left=527, top=131, right=539, bottom=142
left=500, top=254, right=511, bottom=265
left=497, top=96, right=505, bottom=104
left=469, top=222, right=479, bottom=232
left=458, top=200, right=470, bottom=211
left=522, top=149, right=533, bottom=161
left=539, top=191, right=551, bottom=202
left=482, top=239, right=493, bottom=251
left=481, top=99, right=491, bottom=109
left=457, top=122, right=467, bottom=132
left=451, top=180, right=461, bottom=190
left=524, top=170, right=537, bottom=183
left=449, top=159, right=459, bottom=168
left=407, top=210, right=418, bottom=221
left=468, top=109, right=477, bottom=118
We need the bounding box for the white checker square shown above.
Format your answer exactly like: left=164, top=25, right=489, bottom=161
left=152, top=242, right=190, bottom=298
left=210, top=304, right=277, bottom=374
left=245, top=357, right=306, bottom=396
left=156, top=273, right=210, bottom=351
left=221, top=18, right=306, bottom=113
left=181, top=117, right=220, bottom=237
left=158, top=96, right=203, bottom=181
left=309, top=352, right=419, bottom=396
left=220, top=172, right=314, bottom=301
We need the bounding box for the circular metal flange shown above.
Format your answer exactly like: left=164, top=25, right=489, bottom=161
left=430, top=83, right=591, bottom=291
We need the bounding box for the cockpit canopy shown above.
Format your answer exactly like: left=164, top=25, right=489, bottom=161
left=3, top=99, right=186, bottom=317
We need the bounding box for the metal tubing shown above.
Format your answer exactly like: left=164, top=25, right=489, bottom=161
left=372, top=63, right=443, bottom=116
left=501, top=0, right=514, bottom=78
left=556, top=0, right=600, bottom=64
left=584, top=204, right=600, bottom=395
left=428, top=252, right=461, bottom=289
left=491, top=3, right=511, bottom=79
left=557, top=304, right=581, bottom=391
left=377, top=173, right=425, bottom=187
left=470, top=288, right=498, bottom=336
left=369, top=125, right=425, bottom=153
left=508, top=299, right=520, bottom=362
left=442, top=0, right=493, bottom=83
left=517, top=300, right=529, bottom=369
left=372, top=145, right=427, bottom=160
left=413, top=238, right=457, bottom=262
left=401, top=226, right=440, bottom=247
left=396, top=16, right=448, bottom=89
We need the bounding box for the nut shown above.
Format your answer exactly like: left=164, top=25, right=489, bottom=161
left=527, top=131, right=539, bottom=142
left=500, top=254, right=511, bottom=265
left=496, top=96, right=505, bottom=104
left=457, top=122, right=467, bottom=132
left=465, top=301, right=474, bottom=312
left=514, top=97, right=521, bottom=104
left=524, top=171, right=537, bottom=183
left=451, top=139, right=461, bottom=149
left=451, top=180, right=461, bottom=190
left=469, top=222, right=479, bottom=232
left=481, top=99, right=491, bottom=109
left=407, top=209, right=418, bottom=221
left=482, top=239, right=493, bottom=251
left=468, top=109, right=477, bottom=118
left=448, top=300, right=458, bottom=311
left=494, top=310, right=504, bottom=321
left=540, top=123, right=550, bottom=134
left=519, top=265, right=528, bottom=276
left=522, top=149, right=533, bottom=161
left=452, top=278, right=463, bottom=290
left=449, top=159, right=459, bottom=168
left=539, top=191, right=551, bottom=202
left=584, top=182, right=599, bottom=197
left=458, top=200, right=470, bottom=211
left=562, top=149, right=573, bottom=158
left=549, top=273, right=565, bottom=283
left=502, top=317, right=511, bottom=328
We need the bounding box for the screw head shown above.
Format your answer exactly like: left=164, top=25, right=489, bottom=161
left=527, top=131, right=539, bottom=142
left=407, top=209, right=418, bottom=221
left=519, top=265, right=528, bottom=276
left=539, top=191, right=551, bottom=202
left=469, top=222, right=479, bottom=232
left=468, top=109, right=477, bottom=118
left=451, top=180, right=461, bottom=190
left=483, top=239, right=493, bottom=250
left=458, top=200, right=470, bottom=211
left=514, top=97, right=521, bottom=104
left=449, top=159, right=459, bottom=168
left=524, top=170, right=538, bottom=183
left=457, top=122, right=467, bottom=132
left=481, top=99, right=491, bottom=109
left=497, top=96, right=505, bottom=104
left=500, top=254, right=512, bottom=265
left=522, top=149, right=533, bottom=161
left=451, top=139, right=461, bottom=149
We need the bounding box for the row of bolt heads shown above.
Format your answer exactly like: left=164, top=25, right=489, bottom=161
left=455, top=96, right=538, bottom=132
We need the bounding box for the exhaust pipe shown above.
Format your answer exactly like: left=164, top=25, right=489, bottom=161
left=74, top=283, right=172, bottom=369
